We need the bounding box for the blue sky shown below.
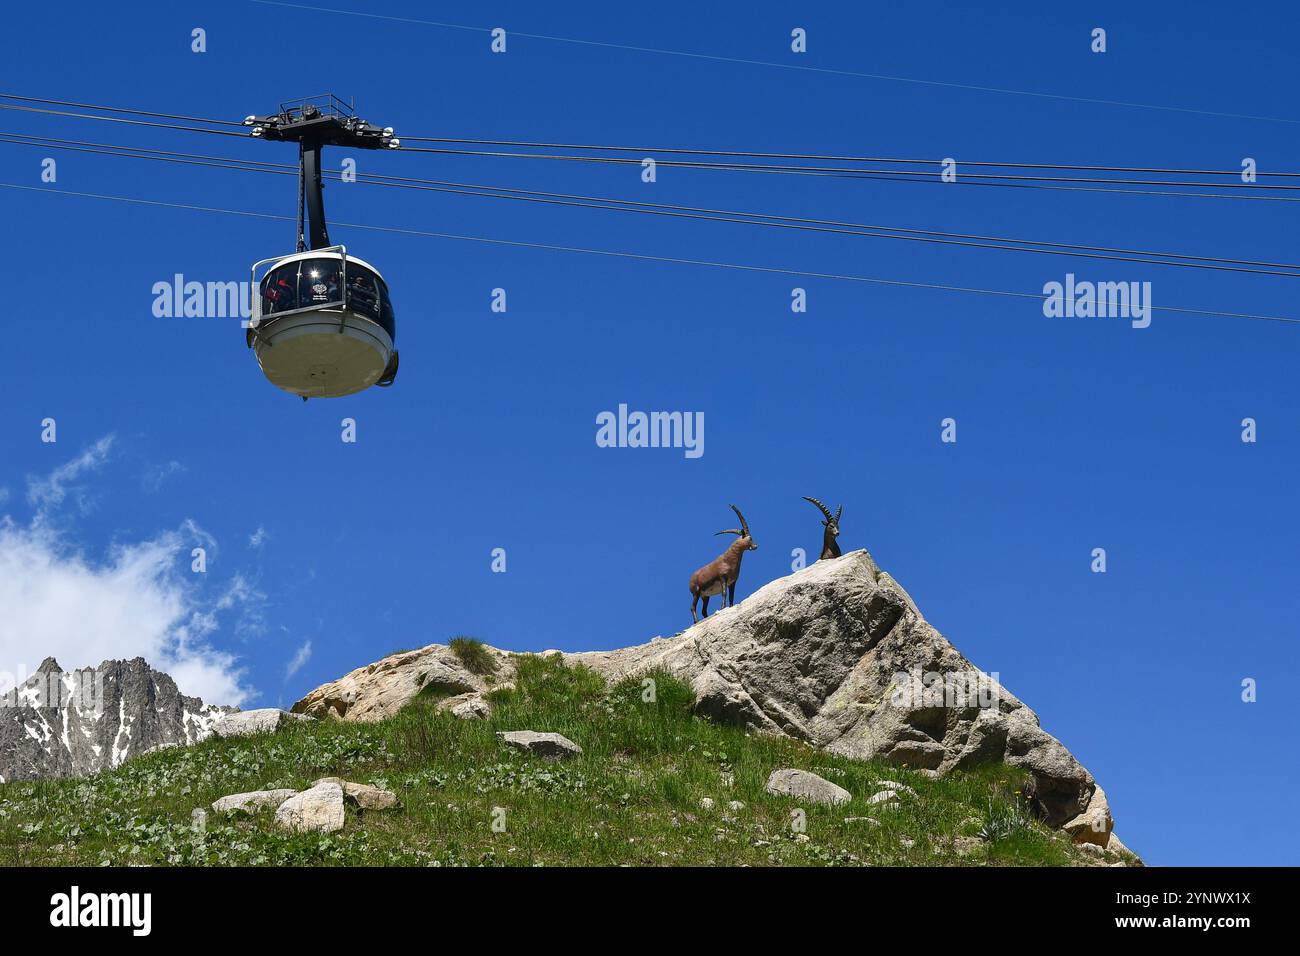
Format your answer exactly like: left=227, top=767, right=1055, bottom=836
left=1, top=1, right=1296, bottom=866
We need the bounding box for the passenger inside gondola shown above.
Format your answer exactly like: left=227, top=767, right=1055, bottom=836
left=347, top=270, right=380, bottom=319
left=263, top=264, right=298, bottom=314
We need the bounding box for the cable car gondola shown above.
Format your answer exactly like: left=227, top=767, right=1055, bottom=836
left=248, top=247, right=396, bottom=398
left=243, top=96, right=401, bottom=399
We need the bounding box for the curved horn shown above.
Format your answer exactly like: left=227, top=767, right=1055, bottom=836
left=835, top=503, right=842, bottom=523
left=729, top=504, right=750, bottom=537
left=714, top=528, right=744, bottom=537
left=803, top=496, right=834, bottom=523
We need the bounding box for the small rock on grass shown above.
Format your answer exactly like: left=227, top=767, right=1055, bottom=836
left=765, top=768, right=851, bottom=806
left=344, top=783, right=401, bottom=810
left=212, top=789, right=299, bottom=814
left=874, top=780, right=918, bottom=797
left=212, top=708, right=313, bottom=738
left=497, top=730, right=583, bottom=759
left=275, top=782, right=345, bottom=833
left=954, top=835, right=983, bottom=857
left=310, top=778, right=401, bottom=810
left=438, top=692, right=491, bottom=720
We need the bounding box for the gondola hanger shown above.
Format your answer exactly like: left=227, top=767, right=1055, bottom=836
left=243, top=96, right=401, bottom=399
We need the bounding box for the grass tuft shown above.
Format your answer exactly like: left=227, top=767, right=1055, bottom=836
left=448, top=636, right=497, bottom=675
left=978, top=798, right=1032, bottom=844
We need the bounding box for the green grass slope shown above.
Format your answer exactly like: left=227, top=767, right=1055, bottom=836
left=0, top=655, right=1124, bottom=867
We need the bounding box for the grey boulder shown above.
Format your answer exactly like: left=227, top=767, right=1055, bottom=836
left=765, top=768, right=851, bottom=806
left=212, top=788, right=299, bottom=814
left=213, top=708, right=312, bottom=738
left=1062, top=784, right=1114, bottom=847
left=311, top=777, right=401, bottom=810
left=440, top=693, right=492, bottom=720
left=274, top=782, right=345, bottom=833
left=497, top=730, right=583, bottom=759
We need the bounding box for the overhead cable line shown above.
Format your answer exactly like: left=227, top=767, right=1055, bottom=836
left=339, top=163, right=1300, bottom=270
left=397, top=136, right=1300, bottom=178
left=4, top=96, right=1296, bottom=201
left=396, top=145, right=1300, bottom=190
left=0, top=102, right=250, bottom=137
left=247, top=0, right=1299, bottom=125
left=0, top=92, right=244, bottom=127
left=0, top=132, right=290, bottom=174
left=395, top=144, right=1300, bottom=201
left=394, top=146, right=1300, bottom=203
left=334, top=172, right=1300, bottom=276
left=8, top=90, right=1294, bottom=179
left=5, top=133, right=1297, bottom=276
left=5, top=182, right=1296, bottom=324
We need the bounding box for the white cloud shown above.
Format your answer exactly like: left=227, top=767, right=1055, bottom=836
left=0, top=439, right=253, bottom=706
left=26, top=434, right=116, bottom=515
left=248, top=526, right=269, bottom=550
left=142, top=460, right=185, bottom=493
left=285, top=640, right=312, bottom=681
left=0, top=520, right=252, bottom=706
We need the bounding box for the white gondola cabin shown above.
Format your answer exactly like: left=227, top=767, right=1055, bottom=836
left=241, top=96, right=402, bottom=399
left=246, top=247, right=398, bottom=399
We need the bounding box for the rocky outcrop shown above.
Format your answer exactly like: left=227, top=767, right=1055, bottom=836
left=1062, top=784, right=1113, bottom=847
left=1104, top=831, right=1140, bottom=862
left=0, top=657, right=233, bottom=783
left=560, top=552, right=1114, bottom=841
left=292, top=549, right=1132, bottom=854
left=292, top=645, right=514, bottom=722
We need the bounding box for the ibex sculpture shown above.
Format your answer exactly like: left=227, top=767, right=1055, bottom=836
left=802, top=496, right=842, bottom=560
left=689, top=504, right=757, bottom=623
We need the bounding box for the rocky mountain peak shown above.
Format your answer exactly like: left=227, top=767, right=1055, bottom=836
left=0, top=656, right=235, bottom=783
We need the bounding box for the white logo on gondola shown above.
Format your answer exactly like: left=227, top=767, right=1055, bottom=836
left=312, top=283, right=328, bottom=295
